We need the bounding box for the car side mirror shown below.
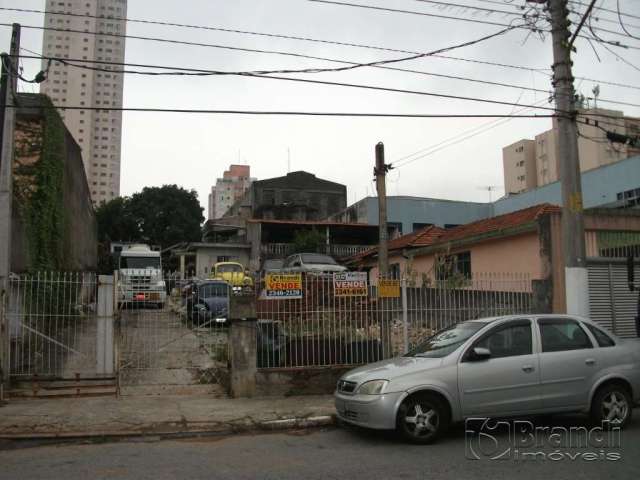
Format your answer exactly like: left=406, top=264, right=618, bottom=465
left=469, top=347, right=491, bottom=361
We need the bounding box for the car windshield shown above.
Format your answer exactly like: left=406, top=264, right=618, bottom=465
left=120, top=256, right=161, bottom=269
left=301, top=254, right=337, bottom=265
left=199, top=283, right=228, bottom=298
left=217, top=264, right=242, bottom=273
left=405, top=322, right=485, bottom=358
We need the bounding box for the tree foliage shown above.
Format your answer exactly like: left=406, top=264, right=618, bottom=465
left=96, top=184, right=204, bottom=249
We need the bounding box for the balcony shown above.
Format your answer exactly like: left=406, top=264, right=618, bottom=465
left=261, top=243, right=372, bottom=259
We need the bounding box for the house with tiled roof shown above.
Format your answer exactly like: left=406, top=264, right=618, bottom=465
left=348, top=204, right=640, bottom=313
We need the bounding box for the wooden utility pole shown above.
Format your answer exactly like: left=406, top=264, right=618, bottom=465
left=0, top=24, right=21, bottom=388
left=548, top=0, right=589, bottom=315
left=374, top=142, right=390, bottom=277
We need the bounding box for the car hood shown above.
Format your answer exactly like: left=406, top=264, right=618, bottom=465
left=341, top=356, right=444, bottom=384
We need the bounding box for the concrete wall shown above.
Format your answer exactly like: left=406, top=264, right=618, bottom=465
left=11, top=102, right=97, bottom=272
left=256, top=367, right=350, bottom=396
left=61, top=127, right=98, bottom=271
left=194, top=246, right=251, bottom=278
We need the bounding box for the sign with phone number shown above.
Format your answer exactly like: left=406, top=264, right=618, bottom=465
left=333, top=272, right=368, bottom=297
left=265, top=273, right=303, bottom=299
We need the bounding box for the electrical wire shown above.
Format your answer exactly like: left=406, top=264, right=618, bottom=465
left=0, top=7, right=551, bottom=74
left=308, top=0, right=640, bottom=50
left=0, top=103, right=559, bottom=118
left=19, top=53, right=640, bottom=111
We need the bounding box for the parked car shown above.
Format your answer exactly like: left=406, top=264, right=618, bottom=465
left=261, top=258, right=284, bottom=275
left=185, top=280, right=229, bottom=326
left=282, top=253, right=347, bottom=274
left=209, top=262, right=254, bottom=292
left=335, top=315, right=640, bottom=444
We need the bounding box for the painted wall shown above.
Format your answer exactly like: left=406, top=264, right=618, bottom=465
left=365, top=233, right=541, bottom=289
left=494, top=155, right=640, bottom=215
left=194, top=247, right=251, bottom=278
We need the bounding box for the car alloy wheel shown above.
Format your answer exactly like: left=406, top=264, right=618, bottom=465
left=397, top=394, right=449, bottom=444
left=601, top=391, right=630, bottom=425
left=591, top=384, right=633, bottom=428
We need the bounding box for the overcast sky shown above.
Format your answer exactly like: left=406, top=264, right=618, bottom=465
left=3, top=0, right=640, bottom=211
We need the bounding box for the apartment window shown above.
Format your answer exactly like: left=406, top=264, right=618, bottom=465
left=516, top=146, right=524, bottom=153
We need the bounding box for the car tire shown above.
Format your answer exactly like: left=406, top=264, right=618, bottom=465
left=396, top=393, right=450, bottom=444
left=590, top=383, right=633, bottom=428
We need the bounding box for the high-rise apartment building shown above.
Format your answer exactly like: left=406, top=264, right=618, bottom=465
left=40, top=0, right=127, bottom=205
left=503, top=108, right=640, bottom=194
left=208, top=165, right=255, bottom=220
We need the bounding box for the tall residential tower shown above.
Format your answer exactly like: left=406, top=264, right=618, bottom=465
left=40, top=0, right=127, bottom=204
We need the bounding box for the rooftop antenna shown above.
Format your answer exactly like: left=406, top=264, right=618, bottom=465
left=477, top=185, right=501, bottom=202
left=592, top=85, right=600, bottom=109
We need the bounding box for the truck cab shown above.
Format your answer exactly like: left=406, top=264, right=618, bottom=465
left=118, top=244, right=167, bottom=308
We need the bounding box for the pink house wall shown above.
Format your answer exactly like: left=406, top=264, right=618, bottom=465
left=364, top=232, right=542, bottom=285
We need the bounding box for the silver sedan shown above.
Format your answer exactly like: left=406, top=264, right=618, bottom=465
left=335, top=315, right=640, bottom=443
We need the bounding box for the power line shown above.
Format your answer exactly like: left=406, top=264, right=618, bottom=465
left=308, top=0, right=546, bottom=30
left=19, top=53, right=640, bottom=110
left=571, top=0, right=640, bottom=21
left=0, top=103, right=558, bottom=118
left=0, top=7, right=550, bottom=74
left=309, top=0, right=640, bottom=50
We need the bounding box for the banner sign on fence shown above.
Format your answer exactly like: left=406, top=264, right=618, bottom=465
left=265, top=273, right=303, bottom=299
left=378, top=279, right=400, bottom=298
left=333, top=272, right=368, bottom=297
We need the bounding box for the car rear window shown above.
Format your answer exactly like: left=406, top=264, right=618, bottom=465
left=585, top=323, right=615, bottom=347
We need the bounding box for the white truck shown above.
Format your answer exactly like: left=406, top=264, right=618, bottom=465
left=118, top=244, right=167, bottom=308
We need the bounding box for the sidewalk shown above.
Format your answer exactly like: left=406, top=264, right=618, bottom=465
left=0, top=394, right=335, bottom=440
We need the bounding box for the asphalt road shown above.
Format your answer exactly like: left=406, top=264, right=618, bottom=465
left=1, top=415, right=639, bottom=480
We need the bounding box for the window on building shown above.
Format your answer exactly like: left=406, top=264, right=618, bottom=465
left=412, top=223, right=433, bottom=231
left=436, top=251, right=471, bottom=281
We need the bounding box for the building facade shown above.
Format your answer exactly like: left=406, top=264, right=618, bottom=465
left=208, top=165, right=254, bottom=220
left=224, top=171, right=347, bottom=222
left=330, top=155, right=640, bottom=235
left=502, top=139, right=537, bottom=194
left=40, top=0, right=127, bottom=205
left=503, top=109, right=640, bottom=194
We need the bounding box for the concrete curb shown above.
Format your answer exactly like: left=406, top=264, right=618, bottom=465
left=0, top=415, right=336, bottom=442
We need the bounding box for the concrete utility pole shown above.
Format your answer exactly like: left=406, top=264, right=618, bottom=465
left=0, top=24, right=21, bottom=387
left=374, top=142, right=390, bottom=277
left=548, top=0, right=589, bottom=316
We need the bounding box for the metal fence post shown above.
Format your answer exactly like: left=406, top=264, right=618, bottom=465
left=402, top=276, right=409, bottom=354
left=97, top=275, right=114, bottom=375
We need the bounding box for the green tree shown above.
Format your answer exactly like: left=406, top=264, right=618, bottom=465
left=292, top=228, right=325, bottom=253
left=96, top=185, right=204, bottom=249
left=95, top=196, right=138, bottom=243
left=128, top=185, right=204, bottom=249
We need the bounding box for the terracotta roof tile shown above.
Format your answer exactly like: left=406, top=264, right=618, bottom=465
left=348, top=203, right=560, bottom=263
left=439, top=203, right=560, bottom=243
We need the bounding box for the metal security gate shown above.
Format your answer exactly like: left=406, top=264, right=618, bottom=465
left=116, top=274, right=230, bottom=396
left=5, top=272, right=116, bottom=397
left=588, top=258, right=640, bottom=338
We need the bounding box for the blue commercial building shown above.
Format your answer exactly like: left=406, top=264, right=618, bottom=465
left=330, top=155, right=640, bottom=233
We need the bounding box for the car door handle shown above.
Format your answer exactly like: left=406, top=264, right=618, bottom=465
left=522, top=365, right=535, bottom=373
left=585, top=358, right=596, bottom=366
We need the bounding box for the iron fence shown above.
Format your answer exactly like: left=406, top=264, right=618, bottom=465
left=7, top=272, right=99, bottom=378
left=255, top=272, right=533, bottom=369
left=116, top=271, right=230, bottom=388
